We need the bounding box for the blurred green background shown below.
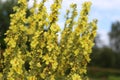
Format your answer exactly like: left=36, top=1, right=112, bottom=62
left=0, top=0, right=120, bottom=80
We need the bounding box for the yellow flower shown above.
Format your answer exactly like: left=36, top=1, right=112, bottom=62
left=40, top=73, right=46, bottom=79
left=79, top=68, right=86, bottom=74
left=10, top=56, right=24, bottom=74
left=27, top=76, right=36, bottom=80
left=19, top=25, right=27, bottom=31
left=46, top=44, right=54, bottom=51
left=43, top=54, right=52, bottom=65
left=36, top=63, right=41, bottom=67
left=31, top=40, right=38, bottom=48
left=70, top=3, right=77, bottom=8
left=10, top=58, right=19, bottom=67
left=72, top=74, right=81, bottom=80
left=0, top=73, right=3, bottom=79
left=8, top=38, right=16, bottom=48
left=50, top=23, right=61, bottom=33
left=2, top=0, right=97, bottom=79
left=50, top=75, right=55, bottom=80
left=74, top=49, right=79, bottom=56
left=7, top=77, right=15, bottom=80
left=84, top=54, right=91, bottom=62
left=13, top=66, right=23, bottom=74
left=51, top=61, right=58, bottom=70
left=66, top=19, right=72, bottom=24
left=26, top=28, right=35, bottom=35
left=7, top=70, right=14, bottom=78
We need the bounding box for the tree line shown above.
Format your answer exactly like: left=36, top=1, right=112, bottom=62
left=89, top=21, right=120, bottom=69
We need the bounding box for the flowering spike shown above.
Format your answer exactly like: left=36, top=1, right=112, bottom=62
left=1, top=0, right=97, bottom=80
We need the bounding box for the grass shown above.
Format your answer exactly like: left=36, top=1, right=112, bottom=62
left=108, top=76, right=120, bottom=80
left=88, top=67, right=120, bottom=80
left=90, top=76, right=120, bottom=80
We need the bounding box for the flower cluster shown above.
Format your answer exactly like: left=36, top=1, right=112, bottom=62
left=1, top=0, right=97, bottom=80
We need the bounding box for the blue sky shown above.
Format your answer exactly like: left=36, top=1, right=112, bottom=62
left=29, top=0, right=120, bottom=46
left=89, top=0, right=120, bottom=46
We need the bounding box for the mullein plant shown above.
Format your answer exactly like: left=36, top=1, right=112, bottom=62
left=0, top=0, right=97, bottom=80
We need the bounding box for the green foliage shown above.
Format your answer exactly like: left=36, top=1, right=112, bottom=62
left=109, top=21, right=120, bottom=53
left=108, top=76, right=120, bottom=80
left=89, top=21, right=120, bottom=69
left=90, top=46, right=120, bottom=69
left=0, top=0, right=97, bottom=80
left=0, top=0, right=17, bottom=49
left=91, top=47, right=116, bottom=68
left=88, top=67, right=120, bottom=80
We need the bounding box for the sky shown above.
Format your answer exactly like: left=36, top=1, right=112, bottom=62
left=28, top=0, right=120, bottom=46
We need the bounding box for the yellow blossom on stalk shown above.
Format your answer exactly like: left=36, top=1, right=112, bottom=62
left=0, top=73, right=2, bottom=79
left=72, top=74, right=82, bottom=80
left=50, top=23, right=61, bottom=33
left=40, top=73, right=46, bottom=79
left=74, top=49, right=79, bottom=56
left=51, top=60, right=58, bottom=70
left=50, top=75, right=55, bottom=80
left=10, top=55, right=24, bottom=74
left=7, top=70, right=14, bottom=78
left=10, top=58, right=20, bottom=67
left=43, top=54, right=53, bottom=65
left=7, top=38, right=16, bottom=48
left=36, top=63, right=41, bottom=67
left=79, top=68, right=87, bottom=74
left=27, top=76, right=37, bottom=80
left=46, top=43, right=54, bottom=51
left=1, top=0, right=97, bottom=80
left=66, top=19, right=72, bottom=24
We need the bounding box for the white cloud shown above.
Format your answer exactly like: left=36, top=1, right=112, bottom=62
left=111, top=16, right=120, bottom=22
left=28, top=0, right=120, bottom=10
left=92, top=0, right=120, bottom=10
left=28, top=0, right=34, bottom=8
left=97, top=29, right=110, bottom=46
